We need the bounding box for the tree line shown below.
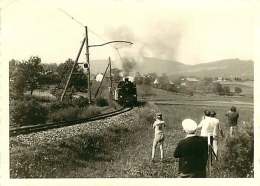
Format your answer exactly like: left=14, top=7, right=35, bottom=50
left=9, top=56, right=88, bottom=100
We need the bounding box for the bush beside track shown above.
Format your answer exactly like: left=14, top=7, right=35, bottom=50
left=10, top=104, right=155, bottom=178
left=9, top=97, right=111, bottom=127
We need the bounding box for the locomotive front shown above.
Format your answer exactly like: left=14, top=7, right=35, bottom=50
left=114, top=77, right=137, bottom=106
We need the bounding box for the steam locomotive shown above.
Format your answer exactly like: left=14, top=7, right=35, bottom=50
left=114, top=77, right=137, bottom=106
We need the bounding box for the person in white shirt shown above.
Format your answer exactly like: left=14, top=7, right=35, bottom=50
left=152, top=113, right=166, bottom=162
left=197, top=110, right=216, bottom=155
left=197, top=110, right=223, bottom=158
left=197, top=110, right=213, bottom=137
left=210, top=111, right=224, bottom=156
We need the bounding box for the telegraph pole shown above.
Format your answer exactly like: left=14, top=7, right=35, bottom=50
left=109, top=57, right=113, bottom=98
left=85, top=26, right=91, bottom=104
left=60, top=38, right=86, bottom=101
left=58, top=9, right=133, bottom=103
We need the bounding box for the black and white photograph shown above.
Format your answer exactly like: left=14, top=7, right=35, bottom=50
left=1, top=0, right=259, bottom=182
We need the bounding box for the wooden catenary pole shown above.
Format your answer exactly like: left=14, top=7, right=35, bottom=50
left=85, top=26, right=91, bottom=104
left=60, top=37, right=86, bottom=101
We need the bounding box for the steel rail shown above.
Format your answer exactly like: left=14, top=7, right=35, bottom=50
left=10, top=107, right=133, bottom=136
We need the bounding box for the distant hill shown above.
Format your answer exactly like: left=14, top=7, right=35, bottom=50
left=90, top=57, right=254, bottom=79
left=177, top=59, right=254, bottom=79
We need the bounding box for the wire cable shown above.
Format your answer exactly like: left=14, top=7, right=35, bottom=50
left=57, top=8, right=132, bottom=63
left=57, top=8, right=85, bottom=27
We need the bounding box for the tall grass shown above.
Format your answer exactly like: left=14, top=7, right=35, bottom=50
left=156, top=104, right=253, bottom=177
left=216, top=122, right=254, bottom=177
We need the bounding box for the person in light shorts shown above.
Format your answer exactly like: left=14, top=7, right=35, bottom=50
left=152, top=113, right=166, bottom=162
left=209, top=111, right=224, bottom=157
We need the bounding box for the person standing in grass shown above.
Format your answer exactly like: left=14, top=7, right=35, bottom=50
left=209, top=111, right=224, bottom=157
left=151, top=113, right=166, bottom=162
left=174, top=119, right=208, bottom=178
left=225, top=106, right=239, bottom=136
left=197, top=110, right=213, bottom=141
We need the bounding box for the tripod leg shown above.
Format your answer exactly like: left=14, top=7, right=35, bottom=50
left=207, top=145, right=211, bottom=177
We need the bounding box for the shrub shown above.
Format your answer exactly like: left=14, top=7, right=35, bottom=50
left=27, top=94, right=56, bottom=103
left=78, top=106, right=101, bottom=119
left=10, top=99, right=48, bottom=127
left=219, top=122, right=254, bottom=177
left=71, top=96, right=89, bottom=108
left=96, top=97, right=109, bottom=107
left=137, top=103, right=155, bottom=126
left=235, top=87, right=242, bottom=94
left=49, top=101, right=73, bottom=112
left=48, top=106, right=80, bottom=122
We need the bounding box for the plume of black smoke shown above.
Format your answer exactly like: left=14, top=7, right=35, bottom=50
left=140, top=21, right=183, bottom=60
left=121, top=57, right=136, bottom=76
left=105, top=21, right=183, bottom=63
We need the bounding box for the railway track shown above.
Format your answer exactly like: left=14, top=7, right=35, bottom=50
left=10, top=107, right=133, bottom=136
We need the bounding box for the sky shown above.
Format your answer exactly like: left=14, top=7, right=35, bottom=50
left=1, top=0, right=259, bottom=65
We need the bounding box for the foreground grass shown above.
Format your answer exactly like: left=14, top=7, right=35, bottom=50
left=10, top=101, right=253, bottom=178
left=11, top=104, right=175, bottom=178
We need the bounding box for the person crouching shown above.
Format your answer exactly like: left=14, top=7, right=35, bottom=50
left=151, top=113, right=166, bottom=162
left=174, top=119, right=208, bottom=178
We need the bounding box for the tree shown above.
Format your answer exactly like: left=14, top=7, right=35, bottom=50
left=143, top=75, right=153, bottom=85
left=213, top=83, right=224, bottom=95
left=223, top=86, right=231, bottom=95
left=56, top=59, right=88, bottom=92
left=235, top=87, right=242, bottom=94
left=147, top=73, right=158, bottom=82
left=204, top=77, right=213, bottom=85
left=9, top=60, right=26, bottom=99
left=40, top=63, right=60, bottom=85
left=158, top=73, right=169, bottom=88
left=21, top=56, right=44, bottom=95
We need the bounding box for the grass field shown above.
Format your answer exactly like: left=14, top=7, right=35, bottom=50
left=72, top=103, right=253, bottom=178
left=11, top=84, right=254, bottom=178
left=137, top=84, right=254, bottom=103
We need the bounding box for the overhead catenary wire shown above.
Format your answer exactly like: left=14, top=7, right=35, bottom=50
left=57, top=8, right=85, bottom=27
left=57, top=8, right=131, bottom=63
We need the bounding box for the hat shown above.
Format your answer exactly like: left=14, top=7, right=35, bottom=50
left=156, top=113, right=162, bottom=117
left=204, top=110, right=211, bottom=116
left=231, top=106, right=236, bottom=112
left=210, top=111, right=216, bottom=117
left=182, top=119, right=197, bottom=134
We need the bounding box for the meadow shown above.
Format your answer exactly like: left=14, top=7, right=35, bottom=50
left=10, top=84, right=254, bottom=178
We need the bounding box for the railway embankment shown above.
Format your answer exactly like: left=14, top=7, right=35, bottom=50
left=10, top=104, right=156, bottom=178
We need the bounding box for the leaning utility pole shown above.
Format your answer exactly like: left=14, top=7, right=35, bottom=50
left=109, top=57, right=113, bottom=98
left=94, top=60, right=110, bottom=99
left=58, top=9, right=133, bottom=103
left=85, top=26, right=91, bottom=104
left=60, top=38, right=86, bottom=101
